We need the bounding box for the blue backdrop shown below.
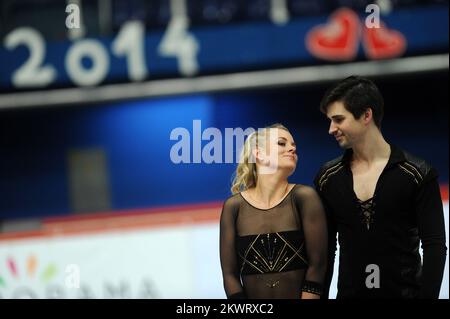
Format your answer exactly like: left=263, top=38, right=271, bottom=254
left=0, top=73, right=448, bottom=219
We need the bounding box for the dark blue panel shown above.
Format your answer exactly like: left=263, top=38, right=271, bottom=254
left=0, top=74, right=447, bottom=219
left=0, top=6, right=448, bottom=91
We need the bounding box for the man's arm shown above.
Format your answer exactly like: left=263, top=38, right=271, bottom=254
left=320, top=195, right=337, bottom=299
left=314, top=173, right=337, bottom=299
left=416, top=168, right=447, bottom=298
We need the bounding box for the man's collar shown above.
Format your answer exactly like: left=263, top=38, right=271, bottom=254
left=341, top=144, right=405, bottom=168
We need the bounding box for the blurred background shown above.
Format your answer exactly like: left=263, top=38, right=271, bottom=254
left=0, top=0, right=448, bottom=298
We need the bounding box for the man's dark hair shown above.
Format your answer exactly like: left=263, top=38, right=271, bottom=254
left=319, top=76, right=384, bottom=129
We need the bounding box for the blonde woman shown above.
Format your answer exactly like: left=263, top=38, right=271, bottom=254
left=220, top=124, right=328, bottom=299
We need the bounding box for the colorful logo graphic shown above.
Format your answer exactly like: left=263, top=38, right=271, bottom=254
left=0, top=255, right=58, bottom=289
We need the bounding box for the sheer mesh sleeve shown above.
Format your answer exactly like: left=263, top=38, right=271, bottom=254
left=219, top=195, right=246, bottom=298
left=293, top=186, right=328, bottom=295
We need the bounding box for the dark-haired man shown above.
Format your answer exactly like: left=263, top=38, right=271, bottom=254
left=315, top=76, right=447, bottom=299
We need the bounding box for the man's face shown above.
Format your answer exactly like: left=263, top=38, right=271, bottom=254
left=326, top=101, right=366, bottom=149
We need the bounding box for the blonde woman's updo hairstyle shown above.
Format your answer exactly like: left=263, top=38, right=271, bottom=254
left=230, top=123, right=289, bottom=194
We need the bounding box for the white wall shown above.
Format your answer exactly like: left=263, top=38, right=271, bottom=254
left=0, top=202, right=447, bottom=299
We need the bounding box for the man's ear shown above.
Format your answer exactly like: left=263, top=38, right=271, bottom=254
left=364, top=108, right=373, bottom=125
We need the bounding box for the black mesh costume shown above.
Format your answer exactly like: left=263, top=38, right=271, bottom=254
left=220, top=184, right=328, bottom=299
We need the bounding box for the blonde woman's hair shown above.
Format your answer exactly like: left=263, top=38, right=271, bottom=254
left=230, top=123, right=289, bottom=194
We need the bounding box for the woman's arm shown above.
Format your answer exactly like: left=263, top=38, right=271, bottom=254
left=295, top=186, right=328, bottom=299
left=219, top=196, right=246, bottom=298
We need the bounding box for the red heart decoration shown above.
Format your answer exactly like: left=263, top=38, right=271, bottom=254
left=305, top=8, right=361, bottom=61
left=362, top=22, right=407, bottom=60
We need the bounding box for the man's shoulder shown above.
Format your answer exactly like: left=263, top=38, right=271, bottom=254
left=321, top=155, right=345, bottom=170
left=399, top=148, right=436, bottom=182
left=314, top=155, right=345, bottom=190
left=317, top=155, right=345, bottom=176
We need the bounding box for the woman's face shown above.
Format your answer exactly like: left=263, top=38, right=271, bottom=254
left=256, top=128, right=297, bottom=175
